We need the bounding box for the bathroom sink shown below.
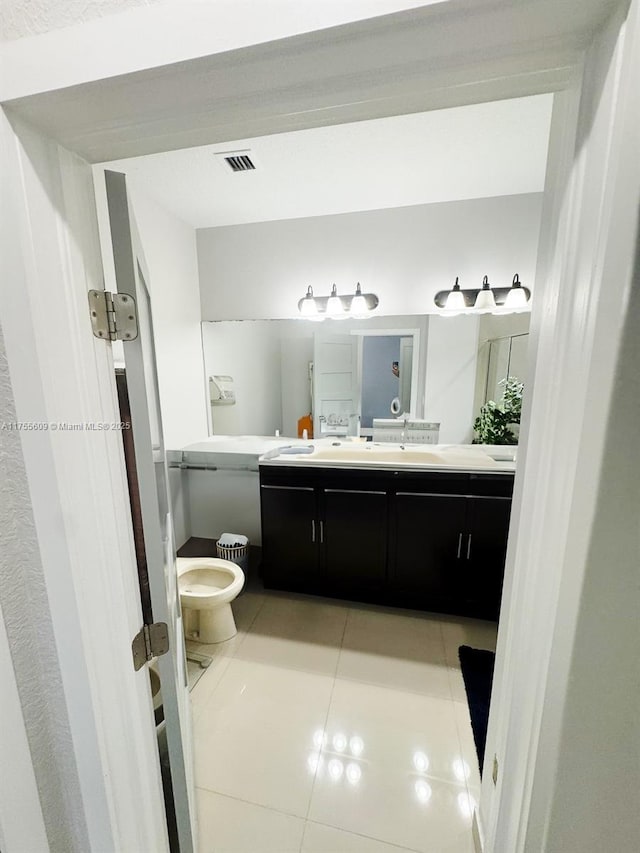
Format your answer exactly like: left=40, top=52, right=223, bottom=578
left=303, top=444, right=500, bottom=468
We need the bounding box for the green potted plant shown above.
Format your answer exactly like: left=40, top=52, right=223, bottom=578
left=473, top=376, right=523, bottom=445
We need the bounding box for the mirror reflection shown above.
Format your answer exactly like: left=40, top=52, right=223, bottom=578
left=201, top=311, right=530, bottom=444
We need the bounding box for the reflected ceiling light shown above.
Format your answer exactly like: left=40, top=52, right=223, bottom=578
left=434, top=273, right=531, bottom=315
left=349, top=736, right=364, bottom=757
left=413, top=751, right=430, bottom=773
left=457, top=791, right=477, bottom=820
left=346, top=763, right=362, bottom=785
left=332, top=732, right=348, bottom=753
left=452, top=758, right=470, bottom=782
left=444, top=277, right=466, bottom=313
left=313, top=729, right=327, bottom=749
left=414, top=779, right=432, bottom=804
left=307, top=752, right=323, bottom=774
left=474, top=275, right=497, bottom=312
left=503, top=273, right=530, bottom=311
left=297, top=284, right=379, bottom=319
left=328, top=759, right=344, bottom=781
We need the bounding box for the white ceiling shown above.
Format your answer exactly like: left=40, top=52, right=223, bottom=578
left=0, top=0, right=440, bottom=42
left=102, top=94, right=553, bottom=229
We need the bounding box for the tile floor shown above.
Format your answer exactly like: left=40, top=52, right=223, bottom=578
left=187, top=586, right=497, bottom=853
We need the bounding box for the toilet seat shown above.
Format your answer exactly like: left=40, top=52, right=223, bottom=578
left=177, top=557, right=245, bottom=644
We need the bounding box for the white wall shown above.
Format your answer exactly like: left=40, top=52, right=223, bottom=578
left=424, top=314, right=479, bottom=443
left=197, top=194, right=543, bottom=321
left=202, top=320, right=285, bottom=436
left=0, top=317, right=77, bottom=851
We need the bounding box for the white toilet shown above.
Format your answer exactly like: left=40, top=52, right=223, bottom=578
left=177, top=557, right=245, bottom=644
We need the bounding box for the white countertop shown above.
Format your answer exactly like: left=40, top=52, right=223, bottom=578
left=259, top=442, right=516, bottom=474
left=172, top=436, right=517, bottom=474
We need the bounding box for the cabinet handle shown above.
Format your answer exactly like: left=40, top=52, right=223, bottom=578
left=325, top=488, right=386, bottom=495
left=320, top=521, right=324, bottom=543
left=467, top=534, right=472, bottom=560
left=456, top=533, right=463, bottom=559
left=261, top=484, right=314, bottom=492
left=311, top=519, right=316, bottom=543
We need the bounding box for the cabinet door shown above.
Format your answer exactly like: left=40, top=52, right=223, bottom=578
left=463, top=496, right=512, bottom=619
left=322, top=489, right=387, bottom=587
left=393, top=493, right=467, bottom=605
left=260, top=485, right=317, bottom=586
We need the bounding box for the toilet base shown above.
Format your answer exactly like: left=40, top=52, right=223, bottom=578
left=184, top=603, right=237, bottom=644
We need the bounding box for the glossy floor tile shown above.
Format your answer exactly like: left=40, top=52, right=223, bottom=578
left=307, top=679, right=473, bottom=852
left=453, top=699, right=482, bottom=799
left=195, top=658, right=334, bottom=817
left=191, top=591, right=480, bottom=852
left=234, top=594, right=348, bottom=675
left=336, top=605, right=451, bottom=699
left=301, top=821, right=418, bottom=852
left=196, top=788, right=305, bottom=853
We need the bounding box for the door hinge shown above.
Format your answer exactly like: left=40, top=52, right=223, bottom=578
left=89, top=290, right=138, bottom=342
left=132, top=622, right=169, bottom=671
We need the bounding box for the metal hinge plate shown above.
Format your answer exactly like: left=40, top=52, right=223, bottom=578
left=132, top=622, right=170, bottom=671
left=89, top=290, right=138, bottom=342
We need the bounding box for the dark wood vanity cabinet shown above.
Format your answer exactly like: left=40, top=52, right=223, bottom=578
left=259, top=465, right=513, bottom=620
left=260, top=484, right=319, bottom=585
left=322, top=488, right=388, bottom=588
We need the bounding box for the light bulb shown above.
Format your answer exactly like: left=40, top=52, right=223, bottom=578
left=474, top=275, right=496, bottom=312
left=443, top=277, right=466, bottom=313
left=350, top=283, right=368, bottom=317
left=326, top=284, right=345, bottom=318
left=299, top=286, right=318, bottom=317
left=504, top=274, right=529, bottom=311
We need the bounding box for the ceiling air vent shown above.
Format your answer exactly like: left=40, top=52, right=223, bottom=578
left=214, top=150, right=257, bottom=173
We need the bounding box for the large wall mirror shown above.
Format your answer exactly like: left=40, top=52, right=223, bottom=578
left=201, top=312, right=530, bottom=444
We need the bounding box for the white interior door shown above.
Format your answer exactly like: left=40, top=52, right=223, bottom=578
left=313, top=333, right=360, bottom=437
left=105, top=170, right=195, bottom=852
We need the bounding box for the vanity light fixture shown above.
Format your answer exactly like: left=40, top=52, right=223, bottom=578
left=434, top=274, right=531, bottom=314
left=297, top=284, right=379, bottom=319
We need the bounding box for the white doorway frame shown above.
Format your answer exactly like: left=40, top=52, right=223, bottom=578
left=1, top=2, right=638, bottom=849
left=351, top=327, right=421, bottom=430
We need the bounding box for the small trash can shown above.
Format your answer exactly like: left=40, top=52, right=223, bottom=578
left=216, top=532, right=249, bottom=574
